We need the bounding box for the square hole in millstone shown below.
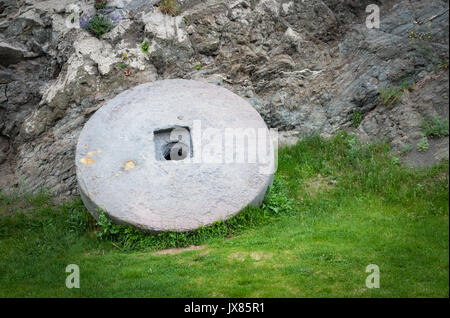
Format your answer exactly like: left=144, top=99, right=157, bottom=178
left=154, top=126, right=193, bottom=161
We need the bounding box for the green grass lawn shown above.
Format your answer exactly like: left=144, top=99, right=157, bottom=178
left=0, top=132, right=448, bottom=297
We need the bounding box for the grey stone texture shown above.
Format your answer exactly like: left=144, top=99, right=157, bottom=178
left=76, top=79, right=274, bottom=232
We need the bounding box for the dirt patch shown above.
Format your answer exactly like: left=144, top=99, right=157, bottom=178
left=153, top=245, right=207, bottom=256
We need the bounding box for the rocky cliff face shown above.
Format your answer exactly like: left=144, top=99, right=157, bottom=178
left=0, top=0, right=449, bottom=196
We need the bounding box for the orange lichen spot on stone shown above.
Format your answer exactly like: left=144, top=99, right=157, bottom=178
left=87, top=149, right=102, bottom=156
left=124, top=160, right=136, bottom=171
left=80, top=157, right=95, bottom=164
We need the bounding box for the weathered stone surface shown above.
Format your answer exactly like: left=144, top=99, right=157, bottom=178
left=0, top=38, right=30, bottom=66
left=76, top=79, right=274, bottom=231
left=357, top=70, right=449, bottom=165
left=0, top=134, right=8, bottom=163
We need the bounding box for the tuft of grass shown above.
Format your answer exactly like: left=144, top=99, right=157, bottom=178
left=159, top=0, right=180, bottom=16
left=379, top=87, right=403, bottom=108
left=390, top=156, right=400, bottom=165
left=437, top=57, right=449, bottom=70
left=399, top=79, right=416, bottom=92
left=423, top=117, right=449, bottom=138
left=81, top=14, right=114, bottom=38
left=351, top=109, right=363, bottom=128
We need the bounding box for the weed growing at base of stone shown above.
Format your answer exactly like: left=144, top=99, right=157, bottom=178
left=262, top=178, right=295, bottom=215
left=94, top=177, right=295, bottom=250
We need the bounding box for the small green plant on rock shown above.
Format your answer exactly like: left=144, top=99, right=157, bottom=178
left=408, top=26, right=448, bottom=71
left=351, top=109, right=363, bottom=128
left=399, top=79, right=416, bottom=92
left=140, top=40, right=150, bottom=53
left=417, top=136, right=430, bottom=152
left=94, top=0, right=107, bottom=10
left=116, top=63, right=127, bottom=69
left=379, top=87, right=403, bottom=108
left=81, top=14, right=114, bottom=38
left=422, top=117, right=449, bottom=138
left=159, top=0, right=180, bottom=16
left=400, top=144, right=413, bottom=155
left=437, top=57, right=449, bottom=70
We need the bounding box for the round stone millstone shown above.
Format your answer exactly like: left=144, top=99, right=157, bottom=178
left=76, top=79, right=275, bottom=232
